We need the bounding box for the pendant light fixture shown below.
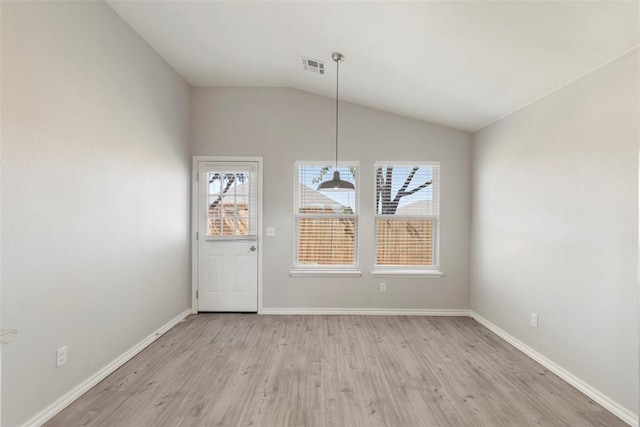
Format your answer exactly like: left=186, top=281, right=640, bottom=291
left=317, top=52, right=355, bottom=191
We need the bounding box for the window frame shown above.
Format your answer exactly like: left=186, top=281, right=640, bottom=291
left=204, top=167, right=256, bottom=239
left=291, top=161, right=361, bottom=277
left=372, top=161, right=443, bottom=278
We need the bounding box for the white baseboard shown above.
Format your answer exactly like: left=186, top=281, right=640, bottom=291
left=470, top=311, right=637, bottom=427
left=260, top=307, right=471, bottom=316
left=24, top=308, right=192, bottom=427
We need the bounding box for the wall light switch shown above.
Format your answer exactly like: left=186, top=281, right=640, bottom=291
left=265, top=227, right=276, bottom=237
left=530, top=313, right=539, bottom=328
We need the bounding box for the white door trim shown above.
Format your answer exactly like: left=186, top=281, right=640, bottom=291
left=191, top=156, right=263, bottom=314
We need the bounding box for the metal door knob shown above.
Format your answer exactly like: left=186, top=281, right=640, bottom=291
left=250, top=246, right=257, bottom=252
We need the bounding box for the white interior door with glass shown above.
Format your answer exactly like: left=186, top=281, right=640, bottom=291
left=196, top=160, right=259, bottom=312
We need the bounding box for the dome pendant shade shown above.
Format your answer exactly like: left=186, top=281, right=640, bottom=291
left=317, top=171, right=355, bottom=191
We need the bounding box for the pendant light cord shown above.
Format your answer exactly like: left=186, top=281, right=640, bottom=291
left=335, top=58, right=339, bottom=170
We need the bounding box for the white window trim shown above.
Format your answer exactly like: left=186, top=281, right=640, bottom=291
left=290, top=269, right=363, bottom=278
left=373, top=161, right=442, bottom=277
left=292, top=161, right=360, bottom=276
left=371, top=268, right=443, bottom=278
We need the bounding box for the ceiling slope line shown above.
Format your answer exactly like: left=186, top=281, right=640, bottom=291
left=472, top=44, right=640, bottom=134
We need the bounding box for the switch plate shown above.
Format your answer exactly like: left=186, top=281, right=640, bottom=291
left=265, top=227, right=276, bottom=237
left=380, top=282, right=386, bottom=292
left=530, top=313, right=538, bottom=328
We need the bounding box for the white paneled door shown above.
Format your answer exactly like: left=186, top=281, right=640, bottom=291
left=197, top=160, right=259, bottom=312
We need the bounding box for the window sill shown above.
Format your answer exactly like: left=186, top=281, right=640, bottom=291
left=371, top=269, right=444, bottom=278
left=290, top=270, right=363, bottom=278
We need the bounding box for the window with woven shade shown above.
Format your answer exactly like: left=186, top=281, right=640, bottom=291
left=375, top=162, right=440, bottom=271
left=294, top=162, right=359, bottom=271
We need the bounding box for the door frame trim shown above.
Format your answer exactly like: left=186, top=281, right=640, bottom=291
left=191, top=156, right=263, bottom=314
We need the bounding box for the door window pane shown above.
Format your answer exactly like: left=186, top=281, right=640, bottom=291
left=207, top=171, right=253, bottom=236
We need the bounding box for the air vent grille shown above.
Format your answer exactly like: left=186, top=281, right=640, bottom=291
left=301, top=57, right=325, bottom=75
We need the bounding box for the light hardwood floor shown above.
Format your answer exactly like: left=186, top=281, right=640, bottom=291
left=47, top=314, right=625, bottom=426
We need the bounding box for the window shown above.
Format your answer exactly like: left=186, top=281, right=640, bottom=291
left=206, top=167, right=257, bottom=237
left=374, top=162, right=440, bottom=275
left=293, top=162, right=359, bottom=274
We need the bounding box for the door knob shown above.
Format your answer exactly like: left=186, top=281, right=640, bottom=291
left=250, top=246, right=257, bottom=252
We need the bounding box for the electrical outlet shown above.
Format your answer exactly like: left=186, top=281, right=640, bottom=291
left=530, top=313, right=539, bottom=328
left=380, top=282, right=386, bottom=292
left=56, top=346, right=67, bottom=367
left=265, top=227, right=276, bottom=237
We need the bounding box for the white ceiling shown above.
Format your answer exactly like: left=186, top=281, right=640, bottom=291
left=107, top=1, right=639, bottom=132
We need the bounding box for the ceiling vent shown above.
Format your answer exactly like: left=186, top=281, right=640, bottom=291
left=301, top=57, right=325, bottom=75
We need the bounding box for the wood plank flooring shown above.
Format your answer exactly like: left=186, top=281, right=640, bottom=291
left=46, top=314, right=626, bottom=426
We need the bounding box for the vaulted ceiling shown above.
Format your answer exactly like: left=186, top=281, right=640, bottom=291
left=107, top=1, right=639, bottom=132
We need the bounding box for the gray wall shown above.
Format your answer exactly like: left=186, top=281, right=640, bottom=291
left=470, top=51, right=639, bottom=415
left=1, top=2, right=192, bottom=425
left=191, top=87, right=472, bottom=310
